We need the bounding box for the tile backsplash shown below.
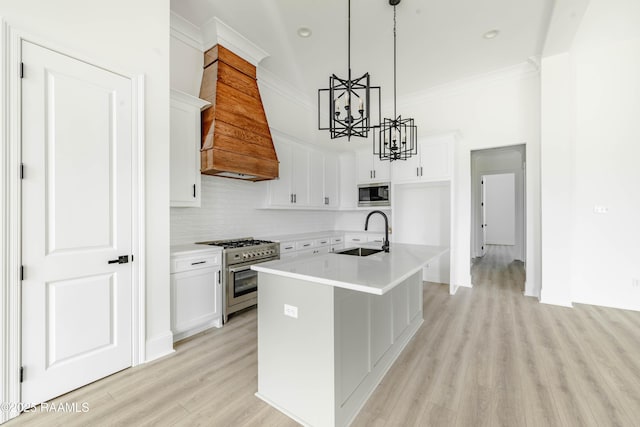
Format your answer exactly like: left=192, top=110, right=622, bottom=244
left=170, top=175, right=337, bottom=244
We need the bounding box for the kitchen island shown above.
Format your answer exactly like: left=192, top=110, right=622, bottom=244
left=252, top=243, right=447, bottom=427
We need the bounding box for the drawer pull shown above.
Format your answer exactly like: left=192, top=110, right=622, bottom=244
left=191, top=261, right=206, bottom=266
left=303, top=243, right=311, bottom=247
left=284, top=246, right=294, bottom=250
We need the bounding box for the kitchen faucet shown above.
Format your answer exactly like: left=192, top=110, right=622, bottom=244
left=364, top=210, right=390, bottom=253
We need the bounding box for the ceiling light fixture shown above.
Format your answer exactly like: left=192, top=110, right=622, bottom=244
left=483, top=29, right=500, bottom=39
left=297, top=27, right=312, bottom=38
left=374, top=0, right=418, bottom=162
left=317, top=0, right=381, bottom=140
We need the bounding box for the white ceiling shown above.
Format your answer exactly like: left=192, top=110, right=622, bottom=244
left=171, top=0, right=553, bottom=104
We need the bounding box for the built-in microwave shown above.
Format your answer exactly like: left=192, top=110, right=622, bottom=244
left=358, top=182, right=390, bottom=207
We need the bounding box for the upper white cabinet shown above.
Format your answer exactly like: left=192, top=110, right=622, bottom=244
left=323, top=153, right=340, bottom=208
left=356, top=149, right=390, bottom=184
left=170, top=89, right=210, bottom=207
left=267, top=136, right=338, bottom=209
left=392, top=133, right=454, bottom=183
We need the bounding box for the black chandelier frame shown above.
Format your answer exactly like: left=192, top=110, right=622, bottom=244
left=318, top=0, right=381, bottom=140
left=373, top=0, right=418, bottom=161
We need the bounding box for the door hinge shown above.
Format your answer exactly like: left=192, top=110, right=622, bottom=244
left=20, top=265, right=24, bottom=281
left=20, top=62, right=24, bottom=79
left=20, top=163, right=24, bottom=179
left=20, top=366, right=24, bottom=382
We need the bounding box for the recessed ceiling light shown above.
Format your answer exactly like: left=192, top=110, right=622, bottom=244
left=483, top=29, right=500, bottom=39
left=297, top=27, right=312, bottom=38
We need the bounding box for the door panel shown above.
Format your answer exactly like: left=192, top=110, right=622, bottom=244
left=21, top=41, right=133, bottom=405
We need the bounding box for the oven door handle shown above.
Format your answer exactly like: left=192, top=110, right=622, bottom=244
left=228, top=265, right=253, bottom=274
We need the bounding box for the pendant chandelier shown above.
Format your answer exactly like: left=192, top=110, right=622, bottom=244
left=374, top=0, right=418, bottom=161
left=318, top=0, right=381, bottom=140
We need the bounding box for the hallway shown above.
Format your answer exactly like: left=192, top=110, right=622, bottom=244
left=472, top=244, right=525, bottom=293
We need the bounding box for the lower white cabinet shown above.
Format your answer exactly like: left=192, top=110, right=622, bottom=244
left=170, top=248, right=222, bottom=342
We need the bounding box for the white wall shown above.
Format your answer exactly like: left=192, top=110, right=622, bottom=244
left=401, top=64, right=541, bottom=294
left=539, top=0, right=640, bottom=311
left=484, top=174, right=516, bottom=245
left=0, top=0, right=171, bottom=362
left=541, top=0, right=640, bottom=311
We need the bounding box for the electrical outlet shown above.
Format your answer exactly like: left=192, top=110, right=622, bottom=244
left=593, top=205, right=609, bottom=214
left=284, top=304, right=298, bottom=319
left=632, top=278, right=640, bottom=289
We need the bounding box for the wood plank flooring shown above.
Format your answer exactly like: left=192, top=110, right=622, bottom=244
left=7, top=244, right=640, bottom=426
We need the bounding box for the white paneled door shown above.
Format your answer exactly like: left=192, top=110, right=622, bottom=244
left=21, top=41, right=133, bottom=404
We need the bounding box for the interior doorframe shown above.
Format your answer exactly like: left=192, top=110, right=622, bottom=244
left=1, top=22, right=146, bottom=423
left=470, top=145, right=527, bottom=292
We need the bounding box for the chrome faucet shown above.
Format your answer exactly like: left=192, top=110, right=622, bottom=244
left=365, top=210, right=390, bottom=253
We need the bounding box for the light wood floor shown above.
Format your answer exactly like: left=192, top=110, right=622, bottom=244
left=8, top=245, right=640, bottom=426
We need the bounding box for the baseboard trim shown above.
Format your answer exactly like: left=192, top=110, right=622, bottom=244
left=539, top=297, right=573, bottom=308
left=145, top=331, right=175, bottom=363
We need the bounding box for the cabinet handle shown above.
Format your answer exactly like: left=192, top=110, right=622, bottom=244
left=284, top=246, right=294, bottom=250
left=353, top=238, right=361, bottom=242
left=217, top=270, right=221, bottom=284
left=373, top=170, right=376, bottom=179
left=416, top=167, right=419, bottom=176
left=191, top=261, right=206, bottom=266
left=193, top=184, right=196, bottom=198
left=370, top=170, right=372, bottom=179
left=420, top=166, right=423, bottom=176
left=294, top=194, right=297, bottom=203
left=303, top=243, right=311, bottom=247
left=290, top=193, right=294, bottom=203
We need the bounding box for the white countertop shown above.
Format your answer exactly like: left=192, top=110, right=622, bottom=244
left=170, top=243, right=222, bottom=257
left=252, top=243, right=448, bottom=295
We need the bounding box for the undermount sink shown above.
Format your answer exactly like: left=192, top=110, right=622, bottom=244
left=335, top=247, right=384, bottom=257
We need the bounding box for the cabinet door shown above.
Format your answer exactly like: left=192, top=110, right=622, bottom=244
left=372, top=154, right=390, bottom=182
left=356, top=149, right=374, bottom=183
left=171, top=267, right=220, bottom=338
left=308, top=151, right=325, bottom=207
left=391, top=152, right=421, bottom=183
left=421, top=138, right=451, bottom=181
left=291, top=144, right=310, bottom=205
left=170, top=99, right=201, bottom=207
left=323, top=154, right=340, bottom=208
left=268, top=140, right=293, bottom=206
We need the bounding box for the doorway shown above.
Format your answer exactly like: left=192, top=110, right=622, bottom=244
left=470, top=145, right=526, bottom=289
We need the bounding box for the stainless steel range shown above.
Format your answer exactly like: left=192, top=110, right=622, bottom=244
left=197, top=237, right=279, bottom=322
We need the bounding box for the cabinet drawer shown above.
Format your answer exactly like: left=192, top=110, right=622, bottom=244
left=330, top=236, right=343, bottom=245
left=295, top=240, right=316, bottom=250
left=315, top=237, right=331, bottom=247
left=367, top=235, right=384, bottom=243
left=344, top=234, right=367, bottom=244
left=280, top=241, right=297, bottom=253
left=171, top=253, right=220, bottom=274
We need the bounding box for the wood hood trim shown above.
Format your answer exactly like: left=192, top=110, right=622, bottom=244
left=199, top=44, right=279, bottom=181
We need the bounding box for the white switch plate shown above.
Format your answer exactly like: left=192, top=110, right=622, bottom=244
left=593, top=205, right=609, bottom=214
left=284, top=304, right=298, bottom=318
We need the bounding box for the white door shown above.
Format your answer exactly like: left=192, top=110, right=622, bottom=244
left=481, top=176, right=487, bottom=256
left=21, top=41, right=133, bottom=404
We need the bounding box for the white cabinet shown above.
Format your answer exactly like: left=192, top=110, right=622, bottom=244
left=356, top=149, right=390, bottom=184
left=323, top=154, right=340, bottom=208
left=170, top=247, right=222, bottom=342
left=279, top=234, right=342, bottom=258
left=268, top=140, right=310, bottom=206
left=170, top=89, right=210, bottom=207
left=392, top=134, right=454, bottom=184
left=344, top=233, right=384, bottom=248
left=267, top=137, right=341, bottom=210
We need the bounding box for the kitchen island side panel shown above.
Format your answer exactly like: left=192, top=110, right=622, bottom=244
left=256, top=273, right=336, bottom=426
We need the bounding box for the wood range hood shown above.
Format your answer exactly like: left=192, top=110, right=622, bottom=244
left=199, top=45, right=278, bottom=181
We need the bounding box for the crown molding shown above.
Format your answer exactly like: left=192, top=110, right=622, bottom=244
left=258, top=67, right=313, bottom=111
left=399, top=61, right=540, bottom=108
left=170, top=11, right=203, bottom=51
left=201, top=17, right=269, bottom=66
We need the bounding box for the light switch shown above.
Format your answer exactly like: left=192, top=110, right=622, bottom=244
left=593, top=205, right=609, bottom=214
left=284, top=304, right=298, bottom=319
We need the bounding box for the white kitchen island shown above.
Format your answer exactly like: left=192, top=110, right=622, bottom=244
left=251, top=243, right=447, bottom=427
